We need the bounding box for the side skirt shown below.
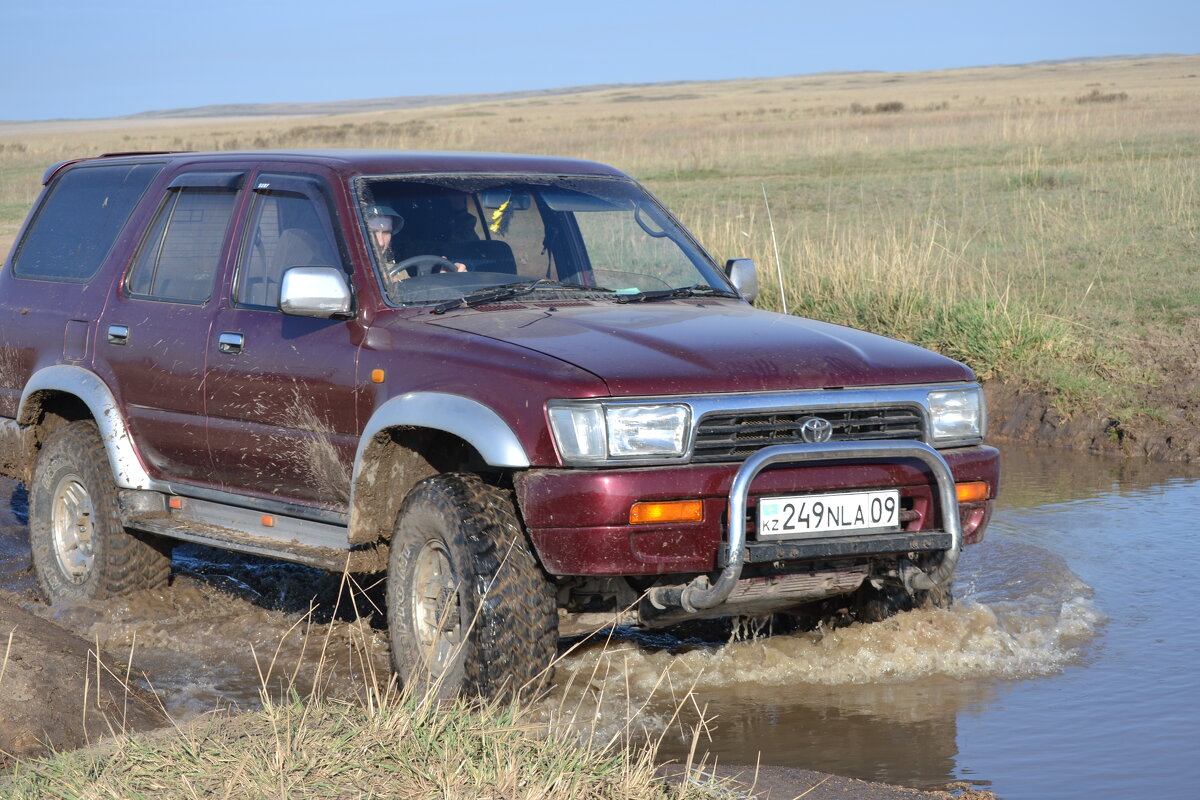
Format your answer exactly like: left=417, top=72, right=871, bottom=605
left=118, top=490, right=383, bottom=572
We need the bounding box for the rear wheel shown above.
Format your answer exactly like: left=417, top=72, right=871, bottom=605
left=29, top=420, right=171, bottom=603
left=386, top=473, right=557, bottom=699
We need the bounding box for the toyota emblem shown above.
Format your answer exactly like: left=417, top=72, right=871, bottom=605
left=799, top=417, right=834, bottom=444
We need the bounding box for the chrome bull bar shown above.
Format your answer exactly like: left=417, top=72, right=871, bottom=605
left=649, top=441, right=962, bottom=614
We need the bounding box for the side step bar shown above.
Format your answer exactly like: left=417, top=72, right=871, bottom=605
left=118, top=490, right=382, bottom=572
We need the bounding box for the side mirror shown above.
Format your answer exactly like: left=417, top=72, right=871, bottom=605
left=725, top=258, right=758, bottom=305
left=279, top=266, right=354, bottom=318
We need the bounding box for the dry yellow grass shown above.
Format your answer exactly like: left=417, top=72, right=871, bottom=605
left=2, top=55, right=1198, bottom=409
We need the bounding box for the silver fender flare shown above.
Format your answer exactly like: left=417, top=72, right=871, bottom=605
left=352, top=391, right=530, bottom=482
left=19, top=364, right=160, bottom=490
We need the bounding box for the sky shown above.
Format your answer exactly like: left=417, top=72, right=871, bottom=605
left=1, top=0, right=1196, bottom=121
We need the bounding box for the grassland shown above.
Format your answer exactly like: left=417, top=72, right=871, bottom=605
left=3, top=56, right=1198, bottom=419
left=5, top=55, right=1198, bottom=424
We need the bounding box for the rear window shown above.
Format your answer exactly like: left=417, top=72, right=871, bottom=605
left=127, top=186, right=239, bottom=304
left=10, top=162, right=163, bottom=282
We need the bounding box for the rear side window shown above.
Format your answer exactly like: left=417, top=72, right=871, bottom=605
left=11, top=163, right=162, bottom=282
left=126, top=185, right=239, bottom=304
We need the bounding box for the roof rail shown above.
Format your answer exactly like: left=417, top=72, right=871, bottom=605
left=42, top=151, right=187, bottom=184
left=95, top=150, right=186, bottom=158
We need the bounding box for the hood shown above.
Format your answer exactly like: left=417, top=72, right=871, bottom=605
left=424, top=300, right=973, bottom=396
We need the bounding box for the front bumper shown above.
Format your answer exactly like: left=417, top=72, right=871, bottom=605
left=513, top=444, right=998, bottom=578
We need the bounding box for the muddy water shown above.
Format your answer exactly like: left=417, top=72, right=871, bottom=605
left=550, top=445, right=1200, bottom=798
left=0, top=486, right=394, bottom=715
left=2, top=444, right=1199, bottom=798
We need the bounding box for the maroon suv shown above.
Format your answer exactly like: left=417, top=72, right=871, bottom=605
left=0, top=150, right=997, bottom=696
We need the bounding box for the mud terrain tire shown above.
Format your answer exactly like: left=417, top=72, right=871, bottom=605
left=29, top=421, right=171, bottom=602
left=386, top=473, right=557, bottom=699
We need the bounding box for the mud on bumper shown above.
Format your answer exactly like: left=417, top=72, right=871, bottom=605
left=514, top=443, right=997, bottom=595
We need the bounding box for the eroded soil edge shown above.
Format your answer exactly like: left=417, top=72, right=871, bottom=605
left=0, top=590, right=168, bottom=770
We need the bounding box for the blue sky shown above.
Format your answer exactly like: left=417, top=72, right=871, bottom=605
left=1, top=0, right=1195, bottom=121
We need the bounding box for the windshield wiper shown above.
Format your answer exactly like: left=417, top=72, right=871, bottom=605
left=431, top=279, right=612, bottom=314
left=612, top=284, right=741, bottom=304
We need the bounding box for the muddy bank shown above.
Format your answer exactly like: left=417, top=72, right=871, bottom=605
left=986, top=376, right=1200, bottom=463
left=0, top=591, right=168, bottom=769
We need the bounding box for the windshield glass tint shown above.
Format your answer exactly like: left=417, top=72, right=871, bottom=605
left=356, top=175, right=725, bottom=305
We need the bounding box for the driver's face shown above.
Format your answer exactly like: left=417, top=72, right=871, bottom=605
left=371, top=227, right=392, bottom=251
left=368, top=217, right=394, bottom=253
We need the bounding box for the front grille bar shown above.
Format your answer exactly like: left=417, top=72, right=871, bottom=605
left=647, top=440, right=962, bottom=614
left=693, top=407, right=924, bottom=463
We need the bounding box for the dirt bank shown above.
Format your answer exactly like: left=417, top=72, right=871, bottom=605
left=986, top=336, right=1200, bottom=463
left=0, top=591, right=169, bottom=769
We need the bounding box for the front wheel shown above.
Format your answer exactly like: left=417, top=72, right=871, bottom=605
left=851, top=579, right=953, bottom=624
left=29, top=420, right=171, bottom=603
left=386, top=473, right=557, bottom=699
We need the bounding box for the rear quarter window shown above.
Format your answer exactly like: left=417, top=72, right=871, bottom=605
left=10, top=162, right=163, bottom=282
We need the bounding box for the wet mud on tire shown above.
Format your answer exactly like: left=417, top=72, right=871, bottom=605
left=387, top=473, right=558, bottom=699
left=28, top=421, right=171, bottom=603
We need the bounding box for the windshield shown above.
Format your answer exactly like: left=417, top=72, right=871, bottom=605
left=355, top=174, right=731, bottom=306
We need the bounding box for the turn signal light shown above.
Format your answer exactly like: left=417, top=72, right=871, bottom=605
left=956, top=481, right=989, bottom=503
left=629, top=499, right=704, bottom=525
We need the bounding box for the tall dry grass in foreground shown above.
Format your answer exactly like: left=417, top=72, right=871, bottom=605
left=2, top=55, right=1197, bottom=411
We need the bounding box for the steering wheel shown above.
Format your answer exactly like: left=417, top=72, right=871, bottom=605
left=389, top=254, right=458, bottom=278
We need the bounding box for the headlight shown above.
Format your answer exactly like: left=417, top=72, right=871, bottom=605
left=927, top=387, right=985, bottom=443
left=549, top=402, right=691, bottom=463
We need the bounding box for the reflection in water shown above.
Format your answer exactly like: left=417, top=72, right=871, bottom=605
left=545, top=443, right=1200, bottom=796
left=2, top=443, right=1199, bottom=798
left=548, top=533, right=1103, bottom=789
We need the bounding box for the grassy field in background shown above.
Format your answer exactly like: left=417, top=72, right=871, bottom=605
left=2, top=55, right=1198, bottom=415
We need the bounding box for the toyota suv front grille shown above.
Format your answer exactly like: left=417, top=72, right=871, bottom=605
left=692, top=407, right=925, bottom=463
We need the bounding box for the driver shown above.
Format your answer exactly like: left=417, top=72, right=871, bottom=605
left=365, top=204, right=403, bottom=273
left=367, top=201, right=468, bottom=292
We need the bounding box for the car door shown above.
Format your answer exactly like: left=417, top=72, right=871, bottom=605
left=204, top=172, right=363, bottom=510
left=95, top=169, right=246, bottom=485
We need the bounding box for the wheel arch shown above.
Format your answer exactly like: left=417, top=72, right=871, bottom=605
left=17, top=365, right=158, bottom=490
left=348, top=392, right=531, bottom=545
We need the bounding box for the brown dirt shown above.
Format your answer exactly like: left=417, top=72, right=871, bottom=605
left=987, top=324, right=1200, bottom=463
left=0, top=590, right=169, bottom=770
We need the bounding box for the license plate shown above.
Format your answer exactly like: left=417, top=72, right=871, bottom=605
left=757, top=490, right=900, bottom=539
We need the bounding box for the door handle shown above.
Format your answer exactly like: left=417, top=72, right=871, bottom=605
left=217, top=332, right=244, bottom=355
left=107, top=324, right=129, bottom=345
